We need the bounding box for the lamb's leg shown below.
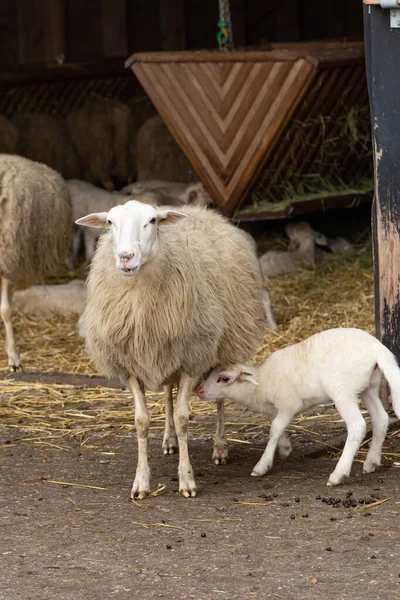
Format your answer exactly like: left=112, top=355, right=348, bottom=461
left=174, top=372, right=197, bottom=497
left=251, top=411, right=294, bottom=476
left=162, top=384, right=178, bottom=455
left=1, top=277, right=20, bottom=371
left=262, top=287, right=277, bottom=331
left=128, top=376, right=150, bottom=500
left=213, top=398, right=228, bottom=464
left=66, top=228, right=82, bottom=269
left=361, top=386, right=389, bottom=474
left=327, top=394, right=366, bottom=486
left=278, top=431, right=292, bottom=457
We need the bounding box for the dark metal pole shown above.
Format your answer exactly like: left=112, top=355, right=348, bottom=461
left=364, top=4, right=400, bottom=380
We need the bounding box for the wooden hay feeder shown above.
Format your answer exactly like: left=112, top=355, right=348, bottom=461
left=126, top=42, right=370, bottom=218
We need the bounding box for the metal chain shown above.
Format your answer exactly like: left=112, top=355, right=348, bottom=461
left=218, top=0, right=234, bottom=51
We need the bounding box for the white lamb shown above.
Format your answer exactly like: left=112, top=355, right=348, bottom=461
left=13, top=280, right=85, bottom=317
left=196, top=328, right=400, bottom=486
left=76, top=201, right=267, bottom=499
left=66, top=180, right=127, bottom=267
left=121, top=181, right=212, bottom=208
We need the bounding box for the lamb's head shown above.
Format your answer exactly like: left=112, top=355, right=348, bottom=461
left=76, top=199, right=187, bottom=277
left=196, top=365, right=259, bottom=400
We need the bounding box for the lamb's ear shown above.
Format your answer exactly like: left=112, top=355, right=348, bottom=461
left=75, top=212, right=109, bottom=228
left=156, top=209, right=188, bottom=226
left=238, top=371, right=259, bottom=386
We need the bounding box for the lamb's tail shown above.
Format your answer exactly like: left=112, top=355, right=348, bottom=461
left=376, top=342, right=400, bottom=418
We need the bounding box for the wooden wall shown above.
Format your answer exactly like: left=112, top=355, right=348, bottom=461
left=0, top=0, right=364, bottom=69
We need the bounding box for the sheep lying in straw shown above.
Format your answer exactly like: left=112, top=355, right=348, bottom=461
left=135, top=115, right=196, bottom=183
left=197, top=328, right=400, bottom=486
left=121, top=181, right=212, bottom=208
left=0, top=116, right=17, bottom=154
left=13, top=113, right=81, bottom=179
left=67, top=97, right=133, bottom=191
left=66, top=180, right=127, bottom=268
left=259, top=221, right=318, bottom=277
left=76, top=201, right=266, bottom=498
left=13, top=280, right=85, bottom=317
left=0, top=155, right=72, bottom=370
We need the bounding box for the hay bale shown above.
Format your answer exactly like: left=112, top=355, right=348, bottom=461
left=67, top=97, right=133, bottom=191
left=135, top=115, right=196, bottom=183
left=12, top=113, right=81, bottom=179
left=0, top=115, right=17, bottom=154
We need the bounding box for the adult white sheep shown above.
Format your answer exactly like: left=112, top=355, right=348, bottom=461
left=197, top=328, right=400, bottom=486
left=0, top=154, right=72, bottom=370
left=76, top=200, right=266, bottom=498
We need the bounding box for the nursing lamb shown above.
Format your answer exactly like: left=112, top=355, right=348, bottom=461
left=197, top=328, right=400, bottom=486
left=77, top=201, right=266, bottom=498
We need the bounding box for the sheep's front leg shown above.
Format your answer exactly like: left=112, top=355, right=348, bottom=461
left=174, top=372, right=197, bottom=497
left=1, top=277, right=20, bottom=371
left=213, top=398, right=228, bottom=464
left=162, top=384, right=178, bottom=455
left=251, top=411, right=294, bottom=476
left=128, top=376, right=151, bottom=500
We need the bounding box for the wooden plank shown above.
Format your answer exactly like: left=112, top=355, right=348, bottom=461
left=102, top=0, right=127, bottom=58
left=0, top=0, right=18, bottom=68
left=126, top=0, right=161, bottom=53
left=65, top=0, right=103, bottom=61
left=364, top=4, right=400, bottom=405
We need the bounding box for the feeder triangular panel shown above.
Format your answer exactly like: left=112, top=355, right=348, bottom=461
left=129, top=53, right=315, bottom=216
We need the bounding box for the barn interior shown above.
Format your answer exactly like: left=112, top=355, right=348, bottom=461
left=2, top=3, right=400, bottom=599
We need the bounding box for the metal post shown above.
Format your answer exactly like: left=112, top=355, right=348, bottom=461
left=364, top=3, right=400, bottom=405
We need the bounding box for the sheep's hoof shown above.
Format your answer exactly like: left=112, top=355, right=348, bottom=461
left=162, top=438, right=178, bottom=455
left=326, top=480, right=338, bottom=487
left=180, top=487, right=197, bottom=498
left=212, top=440, right=228, bottom=465
left=9, top=363, right=22, bottom=373
left=251, top=470, right=263, bottom=477
left=130, top=489, right=150, bottom=500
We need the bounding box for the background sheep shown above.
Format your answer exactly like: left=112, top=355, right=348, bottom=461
left=259, top=221, right=318, bottom=277
left=77, top=201, right=267, bottom=499
left=0, top=115, right=17, bottom=154
left=13, top=280, right=85, bottom=317
left=66, top=180, right=127, bottom=268
left=135, top=115, right=196, bottom=183
left=12, top=113, right=81, bottom=179
left=197, top=328, right=400, bottom=486
left=121, top=181, right=212, bottom=208
left=67, top=97, right=133, bottom=191
left=0, top=154, right=72, bottom=370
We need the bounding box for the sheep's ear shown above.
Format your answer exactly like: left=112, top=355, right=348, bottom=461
left=75, top=212, right=109, bottom=228
left=239, top=371, right=259, bottom=386
left=157, top=209, right=188, bottom=226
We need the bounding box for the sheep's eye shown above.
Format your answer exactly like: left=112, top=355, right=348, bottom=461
left=106, top=219, right=112, bottom=226
left=217, top=376, right=230, bottom=384
left=150, top=217, right=157, bottom=225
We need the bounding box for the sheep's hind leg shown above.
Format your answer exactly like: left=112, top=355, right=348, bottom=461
left=174, top=372, right=197, bottom=497
left=162, top=384, right=178, bottom=455
left=128, top=376, right=151, bottom=500
left=213, top=398, right=228, bottom=464
left=361, top=384, right=389, bottom=474
left=1, top=277, right=20, bottom=371
left=327, top=394, right=366, bottom=486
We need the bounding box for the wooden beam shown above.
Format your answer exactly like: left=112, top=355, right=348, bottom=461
left=364, top=4, right=400, bottom=405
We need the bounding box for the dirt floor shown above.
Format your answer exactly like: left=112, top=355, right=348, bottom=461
left=1, top=211, right=400, bottom=600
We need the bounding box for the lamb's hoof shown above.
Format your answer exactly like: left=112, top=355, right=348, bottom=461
left=212, top=440, right=228, bottom=465
left=363, top=461, right=379, bottom=475
left=180, top=487, right=197, bottom=498
left=327, top=480, right=338, bottom=487
left=130, top=489, right=150, bottom=500
left=251, top=470, right=263, bottom=477
left=9, top=363, right=22, bottom=373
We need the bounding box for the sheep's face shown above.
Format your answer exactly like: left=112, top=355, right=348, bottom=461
left=75, top=199, right=187, bottom=277
left=196, top=366, right=259, bottom=400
